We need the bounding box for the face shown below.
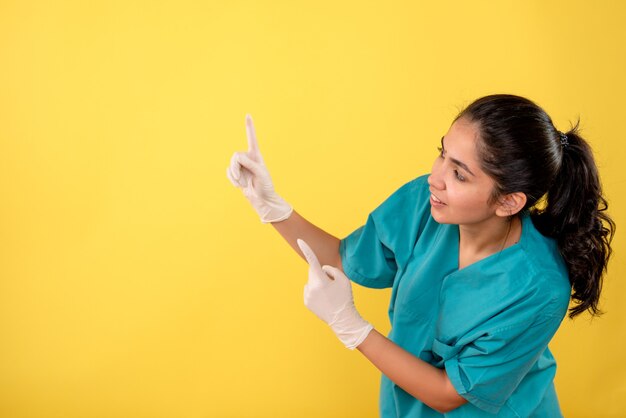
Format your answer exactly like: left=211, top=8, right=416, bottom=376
left=427, top=117, right=500, bottom=226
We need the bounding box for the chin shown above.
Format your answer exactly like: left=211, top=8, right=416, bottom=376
left=430, top=207, right=448, bottom=224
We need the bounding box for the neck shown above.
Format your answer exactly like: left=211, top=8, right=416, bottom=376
left=458, top=215, right=520, bottom=258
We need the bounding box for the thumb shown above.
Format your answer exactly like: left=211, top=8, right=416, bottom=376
left=297, top=238, right=325, bottom=275
left=237, top=152, right=264, bottom=178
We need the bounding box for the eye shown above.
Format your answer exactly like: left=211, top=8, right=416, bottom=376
left=437, top=146, right=444, bottom=158
left=454, top=169, right=466, bottom=182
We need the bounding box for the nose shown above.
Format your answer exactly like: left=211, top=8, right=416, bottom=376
left=428, top=160, right=445, bottom=190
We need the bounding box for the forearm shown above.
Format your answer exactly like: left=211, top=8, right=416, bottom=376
left=271, top=209, right=344, bottom=271
left=357, top=329, right=467, bottom=413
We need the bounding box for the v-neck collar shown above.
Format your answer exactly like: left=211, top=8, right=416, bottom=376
left=450, top=212, right=530, bottom=274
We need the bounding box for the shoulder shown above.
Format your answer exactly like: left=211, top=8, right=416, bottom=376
left=378, top=174, right=430, bottom=204
left=517, top=214, right=571, bottom=318
left=370, top=174, right=430, bottom=219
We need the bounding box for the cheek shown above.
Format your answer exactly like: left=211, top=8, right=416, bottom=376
left=448, top=186, right=481, bottom=210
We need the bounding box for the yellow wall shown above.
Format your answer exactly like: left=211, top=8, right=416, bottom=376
left=1, top=1, right=624, bottom=417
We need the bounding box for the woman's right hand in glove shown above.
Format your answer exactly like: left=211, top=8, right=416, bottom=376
left=226, top=114, right=293, bottom=223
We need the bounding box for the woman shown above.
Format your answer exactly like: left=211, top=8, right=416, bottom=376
left=226, top=94, right=614, bottom=417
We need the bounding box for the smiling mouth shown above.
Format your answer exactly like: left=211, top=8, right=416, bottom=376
left=431, top=193, right=445, bottom=205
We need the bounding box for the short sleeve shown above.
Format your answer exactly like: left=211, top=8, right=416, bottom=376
left=339, top=175, right=432, bottom=289
left=434, top=313, right=566, bottom=414
left=339, top=214, right=397, bottom=288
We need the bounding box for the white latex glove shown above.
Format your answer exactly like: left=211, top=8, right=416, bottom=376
left=297, top=238, right=374, bottom=350
left=226, top=114, right=293, bottom=223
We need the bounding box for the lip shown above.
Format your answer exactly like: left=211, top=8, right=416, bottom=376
left=429, top=192, right=446, bottom=206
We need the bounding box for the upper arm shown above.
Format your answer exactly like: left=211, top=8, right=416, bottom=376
left=336, top=249, right=344, bottom=274
left=441, top=370, right=468, bottom=412
left=339, top=219, right=397, bottom=288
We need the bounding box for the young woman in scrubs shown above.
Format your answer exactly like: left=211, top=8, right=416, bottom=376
left=227, top=94, right=615, bottom=417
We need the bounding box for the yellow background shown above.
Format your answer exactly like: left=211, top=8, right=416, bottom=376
left=1, top=1, right=624, bottom=417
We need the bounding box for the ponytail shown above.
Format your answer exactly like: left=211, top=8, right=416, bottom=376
left=531, top=118, right=615, bottom=318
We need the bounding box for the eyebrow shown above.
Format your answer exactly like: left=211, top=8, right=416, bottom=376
left=441, top=136, right=476, bottom=177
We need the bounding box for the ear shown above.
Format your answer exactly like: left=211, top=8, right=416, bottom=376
left=495, top=192, right=527, bottom=217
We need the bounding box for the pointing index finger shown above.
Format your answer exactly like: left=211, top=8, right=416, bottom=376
left=245, top=114, right=260, bottom=156
left=297, top=239, right=319, bottom=266
left=297, top=238, right=330, bottom=280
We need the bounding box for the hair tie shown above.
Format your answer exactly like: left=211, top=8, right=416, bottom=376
left=558, top=131, right=569, bottom=148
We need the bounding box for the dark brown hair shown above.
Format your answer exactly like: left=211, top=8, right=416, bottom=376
left=455, top=94, right=615, bottom=318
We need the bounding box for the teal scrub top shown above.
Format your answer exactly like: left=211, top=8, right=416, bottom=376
left=339, top=175, right=572, bottom=417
